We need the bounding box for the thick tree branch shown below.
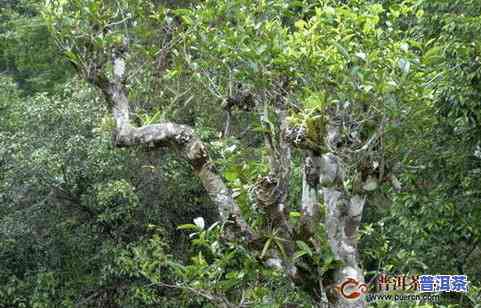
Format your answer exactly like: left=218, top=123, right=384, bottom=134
left=257, top=93, right=293, bottom=230
left=82, top=48, right=322, bottom=303
left=85, top=50, right=253, bottom=239
left=321, top=123, right=366, bottom=308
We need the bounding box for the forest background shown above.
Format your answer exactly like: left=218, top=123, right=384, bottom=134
left=1, top=0, right=480, bottom=307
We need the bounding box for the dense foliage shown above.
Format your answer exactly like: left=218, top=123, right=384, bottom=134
left=1, top=0, right=480, bottom=307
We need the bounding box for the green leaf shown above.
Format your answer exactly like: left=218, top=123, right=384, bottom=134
left=224, top=169, right=238, bottom=182
left=296, top=240, right=312, bottom=257
left=64, top=50, right=78, bottom=63
left=333, top=42, right=350, bottom=60
left=423, top=46, right=443, bottom=65
left=173, top=8, right=191, bottom=16
left=294, top=251, right=308, bottom=260
left=177, top=224, right=198, bottom=230
left=294, top=19, right=306, bottom=29
left=289, top=211, right=301, bottom=218
left=143, top=110, right=162, bottom=125
left=261, top=238, right=272, bottom=259
left=274, top=239, right=287, bottom=258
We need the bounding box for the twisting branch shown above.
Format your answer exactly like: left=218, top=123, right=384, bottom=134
left=74, top=39, right=324, bottom=303
left=255, top=87, right=292, bottom=236
left=83, top=44, right=254, bottom=239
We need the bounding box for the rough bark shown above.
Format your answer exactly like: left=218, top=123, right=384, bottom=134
left=256, top=100, right=292, bottom=236
left=222, top=85, right=333, bottom=301
left=87, top=51, right=253, bottom=239
left=286, top=118, right=331, bottom=304
left=300, top=151, right=321, bottom=240
left=300, top=151, right=331, bottom=307
left=80, top=46, right=359, bottom=306
left=321, top=124, right=366, bottom=308
left=255, top=95, right=301, bottom=285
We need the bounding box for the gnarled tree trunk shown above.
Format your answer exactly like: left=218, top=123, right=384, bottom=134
left=321, top=124, right=367, bottom=308
left=86, top=49, right=254, bottom=240
left=76, top=41, right=367, bottom=307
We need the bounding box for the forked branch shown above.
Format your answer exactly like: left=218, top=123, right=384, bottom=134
left=83, top=47, right=253, bottom=238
